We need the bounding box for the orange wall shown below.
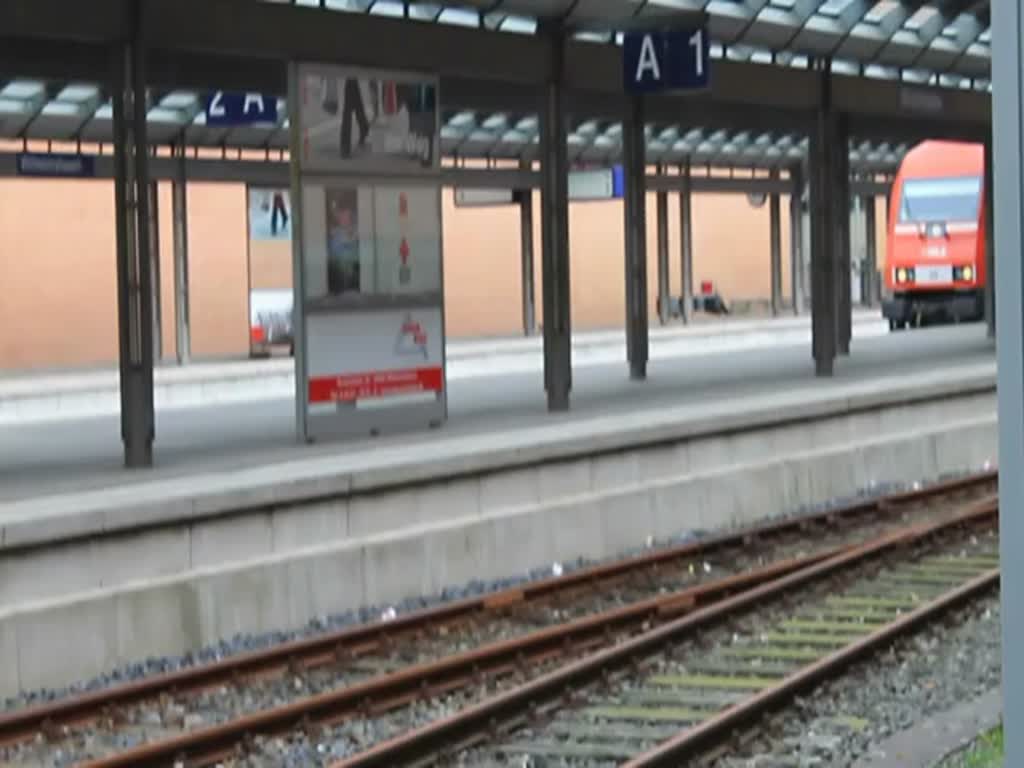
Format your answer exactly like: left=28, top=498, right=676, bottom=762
left=0, top=181, right=845, bottom=372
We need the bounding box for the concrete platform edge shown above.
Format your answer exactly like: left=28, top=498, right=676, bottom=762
left=0, top=412, right=997, bottom=699
left=0, top=363, right=996, bottom=554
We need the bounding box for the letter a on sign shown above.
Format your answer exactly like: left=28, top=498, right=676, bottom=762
left=635, top=34, right=661, bottom=83
left=243, top=93, right=265, bottom=115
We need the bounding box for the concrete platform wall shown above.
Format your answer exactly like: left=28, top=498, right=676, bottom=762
left=0, top=391, right=996, bottom=698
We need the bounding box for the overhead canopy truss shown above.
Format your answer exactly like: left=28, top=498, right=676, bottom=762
left=0, top=0, right=991, bottom=174
left=0, top=79, right=908, bottom=174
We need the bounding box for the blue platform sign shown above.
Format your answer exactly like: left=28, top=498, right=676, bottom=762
left=623, top=27, right=711, bottom=93
left=205, top=91, right=279, bottom=126
left=16, top=153, right=96, bottom=178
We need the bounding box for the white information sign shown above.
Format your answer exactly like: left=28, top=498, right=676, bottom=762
left=306, top=307, right=444, bottom=410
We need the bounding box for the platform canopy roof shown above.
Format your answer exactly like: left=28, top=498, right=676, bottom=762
left=0, top=0, right=990, bottom=175
left=267, top=0, right=992, bottom=86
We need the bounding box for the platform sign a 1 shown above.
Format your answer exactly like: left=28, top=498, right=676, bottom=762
left=623, top=27, right=710, bottom=93
left=290, top=62, right=446, bottom=443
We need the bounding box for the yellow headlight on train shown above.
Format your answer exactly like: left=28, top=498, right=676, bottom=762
left=896, top=268, right=909, bottom=283
left=962, top=265, right=974, bottom=282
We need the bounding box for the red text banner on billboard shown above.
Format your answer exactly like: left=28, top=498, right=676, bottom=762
left=290, top=61, right=446, bottom=442
left=296, top=64, right=439, bottom=176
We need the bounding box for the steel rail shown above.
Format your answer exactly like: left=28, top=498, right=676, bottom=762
left=327, top=494, right=998, bottom=768
left=0, top=469, right=993, bottom=750
left=73, top=548, right=842, bottom=768
left=624, top=567, right=1001, bottom=767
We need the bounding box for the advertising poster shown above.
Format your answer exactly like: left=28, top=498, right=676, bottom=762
left=372, top=185, right=442, bottom=295
left=249, top=289, right=294, bottom=351
left=325, top=186, right=361, bottom=295
left=248, top=187, right=292, bottom=241
left=302, top=182, right=441, bottom=300
left=297, top=64, right=439, bottom=175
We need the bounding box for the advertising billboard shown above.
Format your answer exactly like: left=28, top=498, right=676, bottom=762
left=296, top=64, right=439, bottom=175
left=290, top=61, right=446, bottom=441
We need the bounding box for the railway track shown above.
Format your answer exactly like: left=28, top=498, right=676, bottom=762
left=329, top=493, right=998, bottom=768
left=0, top=471, right=995, bottom=767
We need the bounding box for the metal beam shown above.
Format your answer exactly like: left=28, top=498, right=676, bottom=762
left=992, top=3, right=1023, bottom=767
left=539, top=25, right=571, bottom=412
left=863, top=193, right=878, bottom=307
left=172, top=143, right=191, bottom=364
left=0, top=151, right=893, bottom=196
left=789, top=164, right=805, bottom=315
left=836, top=115, right=852, bottom=356
left=679, top=162, right=694, bottom=325
left=810, top=63, right=838, bottom=377
left=984, top=136, right=995, bottom=338
left=769, top=167, right=783, bottom=316
left=656, top=173, right=670, bottom=326
left=518, top=175, right=536, bottom=337
left=112, top=27, right=155, bottom=469
left=622, top=93, right=648, bottom=381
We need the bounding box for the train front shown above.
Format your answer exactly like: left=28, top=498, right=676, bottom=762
left=882, top=141, right=985, bottom=330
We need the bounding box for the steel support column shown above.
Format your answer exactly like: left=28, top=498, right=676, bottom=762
left=789, top=165, right=804, bottom=316
left=863, top=194, right=878, bottom=308
left=622, top=93, right=648, bottom=380
left=518, top=179, right=537, bottom=337
left=656, top=174, right=670, bottom=326
left=111, top=31, right=155, bottom=468
left=172, top=143, right=191, bottom=364
left=148, top=181, right=162, bottom=362
left=984, top=137, right=995, bottom=339
left=809, top=65, right=838, bottom=377
left=539, top=25, right=571, bottom=410
left=992, top=1, right=1023, bottom=763
left=769, top=168, right=783, bottom=316
left=679, top=162, right=693, bottom=324
left=835, top=116, right=852, bottom=356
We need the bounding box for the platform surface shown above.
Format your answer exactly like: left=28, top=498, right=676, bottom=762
left=0, top=319, right=994, bottom=523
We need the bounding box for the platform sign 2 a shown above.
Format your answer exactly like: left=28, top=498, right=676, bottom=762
left=623, top=27, right=711, bottom=93
left=205, top=91, right=279, bottom=126
left=289, top=62, right=446, bottom=443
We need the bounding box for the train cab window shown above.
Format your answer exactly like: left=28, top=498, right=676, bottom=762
left=898, top=176, right=981, bottom=224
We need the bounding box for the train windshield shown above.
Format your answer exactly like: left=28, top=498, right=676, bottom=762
left=898, top=175, right=981, bottom=224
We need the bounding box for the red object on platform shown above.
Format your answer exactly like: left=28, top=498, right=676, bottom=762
left=309, top=367, right=443, bottom=403
left=399, top=238, right=410, bottom=264
left=250, top=326, right=266, bottom=344
left=700, top=281, right=714, bottom=295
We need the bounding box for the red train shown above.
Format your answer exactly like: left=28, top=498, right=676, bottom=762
left=882, top=140, right=986, bottom=330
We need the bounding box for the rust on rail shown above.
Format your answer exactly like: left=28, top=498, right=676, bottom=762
left=328, top=494, right=998, bottom=768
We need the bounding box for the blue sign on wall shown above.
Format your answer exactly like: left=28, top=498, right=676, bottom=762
left=623, top=27, right=711, bottom=93
left=16, top=153, right=96, bottom=178
left=204, top=91, right=279, bottom=126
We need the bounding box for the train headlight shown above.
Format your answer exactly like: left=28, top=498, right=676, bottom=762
left=962, top=265, right=974, bottom=282
left=896, top=267, right=908, bottom=283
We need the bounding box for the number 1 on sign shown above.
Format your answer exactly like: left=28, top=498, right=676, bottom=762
left=689, top=29, right=704, bottom=77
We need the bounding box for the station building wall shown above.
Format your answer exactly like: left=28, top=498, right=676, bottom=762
left=0, top=179, right=886, bottom=371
